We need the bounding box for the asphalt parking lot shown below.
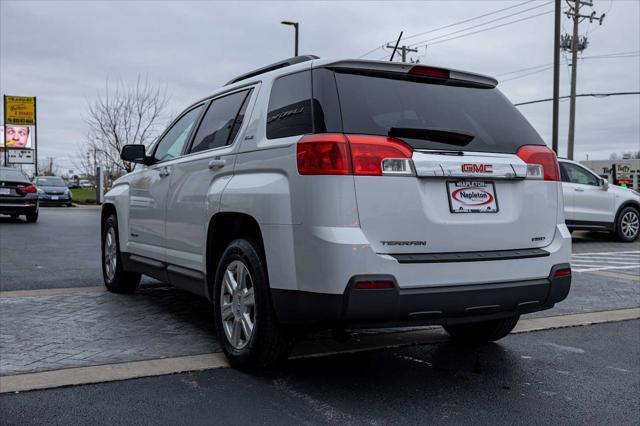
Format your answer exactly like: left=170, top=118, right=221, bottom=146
left=0, top=207, right=638, bottom=425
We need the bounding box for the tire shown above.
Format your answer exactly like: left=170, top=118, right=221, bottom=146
left=615, top=206, right=639, bottom=242
left=213, top=238, right=294, bottom=369
left=444, top=315, right=520, bottom=344
left=102, top=214, right=141, bottom=293
left=66, top=202, right=73, bottom=207
left=25, top=210, right=38, bottom=223
left=10, top=214, right=19, bottom=220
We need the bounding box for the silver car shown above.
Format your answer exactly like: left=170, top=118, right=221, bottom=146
left=102, top=56, right=572, bottom=368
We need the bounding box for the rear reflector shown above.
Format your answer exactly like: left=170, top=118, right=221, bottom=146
left=17, top=184, right=37, bottom=194
left=554, top=268, right=571, bottom=278
left=516, top=145, right=560, bottom=181
left=408, top=66, right=450, bottom=80
left=354, top=281, right=395, bottom=290
left=297, top=134, right=415, bottom=176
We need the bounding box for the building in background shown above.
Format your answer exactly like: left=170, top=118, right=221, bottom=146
left=580, top=159, right=640, bottom=190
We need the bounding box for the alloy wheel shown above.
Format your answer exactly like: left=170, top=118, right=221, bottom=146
left=220, top=260, right=256, bottom=350
left=104, top=226, right=118, bottom=282
left=621, top=211, right=639, bottom=239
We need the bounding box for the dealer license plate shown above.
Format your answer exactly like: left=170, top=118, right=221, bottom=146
left=447, top=180, right=499, bottom=213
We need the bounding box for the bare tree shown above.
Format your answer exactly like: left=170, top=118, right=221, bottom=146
left=83, top=76, right=169, bottom=176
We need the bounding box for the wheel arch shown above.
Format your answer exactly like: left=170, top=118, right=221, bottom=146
left=205, top=212, right=266, bottom=300
left=614, top=200, right=640, bottom=234
left=101, top=202, right=117, bottom=235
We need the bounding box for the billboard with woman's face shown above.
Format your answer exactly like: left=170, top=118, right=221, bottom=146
left=1, top=125, right=34, bottom=149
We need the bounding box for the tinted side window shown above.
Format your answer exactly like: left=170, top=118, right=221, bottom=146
left=561, top=163, right=599, bottom=186
left=190, top=90, right=251, bottom=154
left=154, top=105, right=204, bottom=162
left=267, top=71, right=312, bottom=139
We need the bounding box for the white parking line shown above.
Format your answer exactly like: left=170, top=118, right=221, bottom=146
left=572, top=251, right=640, bottom=256
left=573, top=265, right=640, bottom=273
left=571, top=250, right=640, bottom=273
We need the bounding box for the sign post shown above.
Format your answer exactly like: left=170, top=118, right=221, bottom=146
left=3, top=95, right=37, bottom=174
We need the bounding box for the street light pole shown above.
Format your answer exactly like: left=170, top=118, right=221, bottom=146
left=281, top=21, right=299, bottom=56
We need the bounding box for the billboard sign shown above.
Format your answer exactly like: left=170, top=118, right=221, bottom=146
left=613, top=163, right=633, bottom=187
left=3, top=95, right=37, bottom=168
left=5, top=96, right=35, bottom=125
left=1, top=125, right=34, bottom=149
left=7, top=149, right=34, bottom=164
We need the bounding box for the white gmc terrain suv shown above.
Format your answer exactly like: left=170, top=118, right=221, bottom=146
left=102, top=56, right=572, bottom=368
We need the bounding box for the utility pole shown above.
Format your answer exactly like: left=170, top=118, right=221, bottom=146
left=281, top=21, right=299, bottom=56
left=385, top=43, right=418, bottom=63
left=563, top=0, right=605, bottom=159
left=45, top=156, right=55, bottom=175
left=551, top=0, right=561, bottom=155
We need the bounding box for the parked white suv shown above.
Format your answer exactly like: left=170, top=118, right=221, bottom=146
left=102, top=56, right=572, bottom=368
left=559, top=159, right=640, bottom=242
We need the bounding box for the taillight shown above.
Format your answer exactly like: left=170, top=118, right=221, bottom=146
left=296, top=134, right=351, bottom=175
left=297, top=134, right=415, bottom=176
left=516, top=145, right=560, bottom=181
left=408, top=66, right=450, bottom=80
left=348, top=135, right=414, bottom=176
left=17, top=184, right=37, bottom=194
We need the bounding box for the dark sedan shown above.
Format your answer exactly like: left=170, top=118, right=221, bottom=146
left=34, top=176, right=73, bottom=206
left=0, top=167, right=39, bottom=222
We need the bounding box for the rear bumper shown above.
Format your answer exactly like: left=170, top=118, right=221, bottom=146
left=272, top=263, right=571, bottom=326
left=39, top=194, right=72, bottom=204
left=0, top=198, right=38, bottom=214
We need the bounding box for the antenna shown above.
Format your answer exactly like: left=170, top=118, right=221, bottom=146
left=389, top=31, right=403, bottom=62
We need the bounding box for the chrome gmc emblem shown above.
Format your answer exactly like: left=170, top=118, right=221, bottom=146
left=461, top=163, right=493, bottom=173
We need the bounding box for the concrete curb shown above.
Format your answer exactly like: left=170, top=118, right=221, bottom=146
left=0, top=286, right=105, bottom=298
left=1, top=307, right=637, bottom=394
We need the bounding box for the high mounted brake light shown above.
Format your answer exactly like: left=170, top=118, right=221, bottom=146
left=516, top=145, right=560, bottom=181
left=297, top=134, right=415, bottom=176
left=408, top=66, right=450, bottom=80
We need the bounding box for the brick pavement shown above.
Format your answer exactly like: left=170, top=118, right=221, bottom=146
left=2, top=268, right=638, bottom=376
left=0, top=284, right=218, bottom=375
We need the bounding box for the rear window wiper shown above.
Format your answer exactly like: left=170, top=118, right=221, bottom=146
left=388, top=127, right=474, bottom=146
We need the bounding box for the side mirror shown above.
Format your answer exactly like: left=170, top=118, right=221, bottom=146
left=120, top=144, right=147, bottom=164
left=600, top=178, right=609, bottom=191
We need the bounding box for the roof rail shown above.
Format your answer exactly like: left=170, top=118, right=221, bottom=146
left=225, top=55, right=319, bottom=86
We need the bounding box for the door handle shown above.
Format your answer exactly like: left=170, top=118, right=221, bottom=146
left=158, top=167, right=171, bottom=178
left=208, top=158, right=226, bottom=170
left=574, top=187, right=584, bottom=192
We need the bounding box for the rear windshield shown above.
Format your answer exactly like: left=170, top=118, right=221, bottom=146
left=36, top=177, right=66, bottom=186
left=333, top=71, right=544, bottom=154
left=0, top=168, right=28, bottom=182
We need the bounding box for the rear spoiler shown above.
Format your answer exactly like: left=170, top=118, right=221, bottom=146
left=319, top=59, right=498, bottom=88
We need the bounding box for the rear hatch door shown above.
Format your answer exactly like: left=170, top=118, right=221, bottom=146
left=323, top=64, right=559, bottom=253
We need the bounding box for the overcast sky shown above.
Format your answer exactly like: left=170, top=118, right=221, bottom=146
left=1, top=0, right=639, bottom=172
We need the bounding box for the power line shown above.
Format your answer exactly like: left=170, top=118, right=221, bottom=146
left=360, top=0, right=540, bottom=58
left=379, top=8, right=554, bottom=59
left=495, top=51, right=640, bottom=78
left=425, top=10, right=554, bottom=47
left=500, top=66, right=554, bottom=83
left=514, top=92, right=640, bottom=106
left=406, top=1, right=553, bottom=47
